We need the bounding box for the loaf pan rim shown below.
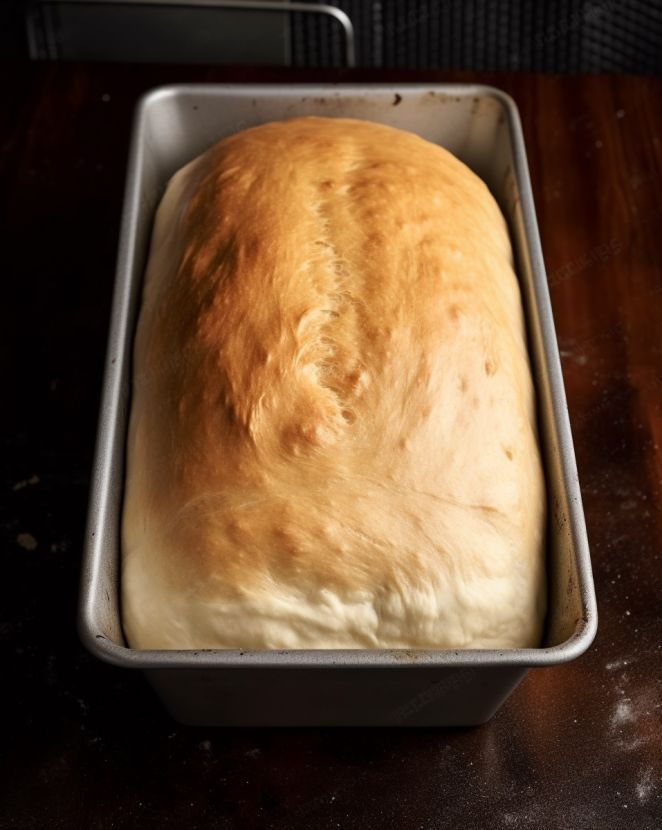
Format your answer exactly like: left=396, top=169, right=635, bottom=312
left=79, top=82, right=597, bottom=673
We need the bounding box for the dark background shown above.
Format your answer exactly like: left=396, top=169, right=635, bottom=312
left=2, top=0, right=662, bottom=72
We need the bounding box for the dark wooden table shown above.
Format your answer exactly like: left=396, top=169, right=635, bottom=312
left=1, top=61, right=661, bottom=829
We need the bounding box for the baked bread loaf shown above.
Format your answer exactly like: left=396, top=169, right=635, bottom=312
left=122, top=116, right=546, bottom=650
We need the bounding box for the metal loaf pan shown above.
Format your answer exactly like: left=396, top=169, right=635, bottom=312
left=79, top=84, right=597, bottom=727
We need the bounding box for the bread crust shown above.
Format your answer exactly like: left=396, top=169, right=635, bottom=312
left=122, top=117, right=546, bottom=650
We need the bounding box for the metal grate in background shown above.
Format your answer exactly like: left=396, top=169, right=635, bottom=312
left=292, top=0, right=662, bottom=73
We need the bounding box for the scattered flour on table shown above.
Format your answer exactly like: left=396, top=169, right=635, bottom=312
left=12, top=474, right=40, bottom=491
left=16, top=533, right=38, bottom=551
left=636, top=768, right=656, bottom=804
left=611, top=699, right=636, bottom=728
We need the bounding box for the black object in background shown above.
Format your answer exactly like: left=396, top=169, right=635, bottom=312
left=11, top=0, right=662, bottom=74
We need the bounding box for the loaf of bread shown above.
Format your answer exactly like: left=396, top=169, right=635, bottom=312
left=122, top=116, right=546, bottom=650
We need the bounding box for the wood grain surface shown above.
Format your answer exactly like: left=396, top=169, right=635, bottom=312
left=0, top=62, right=660, bottom=830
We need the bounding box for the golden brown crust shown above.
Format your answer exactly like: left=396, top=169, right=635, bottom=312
left=122, top=117, right=546, bottom=650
